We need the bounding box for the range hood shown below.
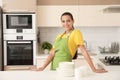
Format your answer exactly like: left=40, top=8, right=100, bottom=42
left=103, top=6, right=120, bottom=13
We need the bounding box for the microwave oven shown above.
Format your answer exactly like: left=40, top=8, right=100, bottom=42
left=3, top=12, right=36, bottom=34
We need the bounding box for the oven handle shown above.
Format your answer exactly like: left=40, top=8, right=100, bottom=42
left=7, top=41, right=32, bottom=43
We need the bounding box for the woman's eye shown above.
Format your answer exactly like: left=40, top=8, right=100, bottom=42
left=62, top=20, right=65, bottom=23
left=67, top=20, right=70, bottom=22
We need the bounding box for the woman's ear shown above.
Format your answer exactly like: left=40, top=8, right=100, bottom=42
left=73, top=20, right=74, bottom=24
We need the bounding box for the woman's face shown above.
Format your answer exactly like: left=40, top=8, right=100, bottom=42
left=61, top=15, right=74, bottom=32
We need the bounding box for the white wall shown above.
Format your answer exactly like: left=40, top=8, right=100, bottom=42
left=38, top=27, right=120, bottom=53
left=79, top=27, right=119, bottom=52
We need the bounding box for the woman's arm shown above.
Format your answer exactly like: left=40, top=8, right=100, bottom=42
left=78, top=45, right=107, bottom=73
left=30, top=49, right=55, bottom=71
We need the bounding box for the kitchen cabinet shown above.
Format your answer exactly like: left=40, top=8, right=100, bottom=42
left=2, top=0, right=36, bottom=12
left=78, top=0, right=120, bottom=5
left=37, top=6, right=79, bottom=27
left=37, top=5, right=120, bottom=27
left=37, top=0, right=120, bottom=5
left=78, top=5, right=120, bottom=27
left=36, top=58, right=51, bottom=70
left=37, top=0, right=78, bottom=5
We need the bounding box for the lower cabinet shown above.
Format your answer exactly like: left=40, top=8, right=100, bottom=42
left=36, top=58, right=51, bottom=71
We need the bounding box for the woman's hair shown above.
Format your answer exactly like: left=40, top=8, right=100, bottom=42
left=61, top=12, right=74, bottom=30
left=61, top=12, right=74, bottom=21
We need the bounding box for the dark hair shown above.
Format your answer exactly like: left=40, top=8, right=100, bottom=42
left=61, top=12, right=74, bottom=29
left=61, top=12, right=74, bottom=21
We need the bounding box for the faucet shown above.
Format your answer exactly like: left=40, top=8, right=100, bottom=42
left=84, top=40, right=87, bottom=49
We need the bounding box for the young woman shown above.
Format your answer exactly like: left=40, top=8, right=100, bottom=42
left=31, top=12, right=107, bottom=73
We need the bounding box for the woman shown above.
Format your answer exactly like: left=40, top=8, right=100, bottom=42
left=31, top=12, right=107, bottom=73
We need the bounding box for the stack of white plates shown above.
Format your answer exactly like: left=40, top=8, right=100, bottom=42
left=57, top=62, right=74, bottom=77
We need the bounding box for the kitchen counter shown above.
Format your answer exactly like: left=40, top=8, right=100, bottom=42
left=1, top=53, right=119, bottom=80
left=0, top=57, right=120, bottom=80
left=1, top=56, right=120, bottom=80
left=36, top=53, right=97, bottom=59
left=36, top=53, right=120, bottom=71
left=0, top=70, right=120, bottom=80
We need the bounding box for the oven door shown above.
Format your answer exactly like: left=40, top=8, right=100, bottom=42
left=5, top=40, right=33, bottom=65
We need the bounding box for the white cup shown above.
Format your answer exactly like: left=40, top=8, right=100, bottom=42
left=75, top=66, right=89, bottom=80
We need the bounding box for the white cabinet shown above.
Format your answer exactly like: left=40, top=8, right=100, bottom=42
left=37, top=6, right=79, bottom=27
left=36, top=58, right=51, bottom=71
left=78, top=5, right=120, bottom=26
left=2, top=0, right=36, bottom=12
left=37, top=5, right=120, bottom=27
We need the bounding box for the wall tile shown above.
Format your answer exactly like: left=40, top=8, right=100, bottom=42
left=37, top=27, right=120, bottom=53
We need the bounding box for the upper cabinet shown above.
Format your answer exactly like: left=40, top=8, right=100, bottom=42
left=37, top=0, right=79, bottom=27
left=78, top=5, right=120, bottom=26
left=37, top=0, right=120, bottom=27
left=37, top=0, right=78, bottom=5
left=37, top=6, right=79, bottom=27
left=2, top=0, right=36, bottom=12
left=37, top=5, right=120, bottom=27
left=37, top=0, right=120, bottom=5
left=78, top=0, right=120, bottom=5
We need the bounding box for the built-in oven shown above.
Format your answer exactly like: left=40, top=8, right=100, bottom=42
left=7, top=40, right=33, bottom=65
left=3, top=12, right=36, bottom=33
left=4, top=40, right=37, bottom=70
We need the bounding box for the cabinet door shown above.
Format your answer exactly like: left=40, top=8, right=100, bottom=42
left=37, top=0, right=78, bottom=5
left=78, top=5, right=120, bottom=27
left=36, top=58, right=51, bottom=71
left=3, top=0, right=36, bottom=12
left=78, top=0, right=120, bottom=5
left=37, top=6, right=79, bottom=27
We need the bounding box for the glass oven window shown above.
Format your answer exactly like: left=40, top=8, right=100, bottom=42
left=6, top=15, right=32, bottom=29
left=7, top=41, right=33, bottom=65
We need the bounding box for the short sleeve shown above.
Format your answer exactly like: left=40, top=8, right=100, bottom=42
left=74, top=30, right=84, bottom=46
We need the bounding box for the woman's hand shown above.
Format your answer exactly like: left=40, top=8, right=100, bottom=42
left=29, top=66, right=44, bottom=71
left=93, top=68, right=107, bottom=73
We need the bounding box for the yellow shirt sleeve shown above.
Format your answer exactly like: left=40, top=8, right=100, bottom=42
left=74, top=29, right=84, bottom=46
left=68, top=29, right=84, bottom=57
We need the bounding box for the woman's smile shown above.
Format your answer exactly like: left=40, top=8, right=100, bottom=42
left=61, top=15, right=74, bottom=32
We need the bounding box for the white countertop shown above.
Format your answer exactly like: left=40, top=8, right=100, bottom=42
left=36, top=53, right=120, bottom=71
left=1, top=53, right=119, bottom=80
left=36, top=53, right=96, bottom=59
left=0, top=70, right=120, bottom=80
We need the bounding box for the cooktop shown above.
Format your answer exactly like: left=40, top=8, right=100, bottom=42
left=99, top=56, right=120, bottom=66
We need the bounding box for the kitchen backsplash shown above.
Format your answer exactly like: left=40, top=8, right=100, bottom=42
left=37, top=27, right=120, bottom=53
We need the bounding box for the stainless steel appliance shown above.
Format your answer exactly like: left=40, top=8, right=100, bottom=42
left=3, top=12, right=37, bottom=70
left=6, top=41, right=33, bottom=65
left=4, top=35, right=37, bottom=70
left=3, top=12, right=36, bottom=34
left=0, top=7, right=4, bottom=71
left=100, top=56, right=120, bottom=66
